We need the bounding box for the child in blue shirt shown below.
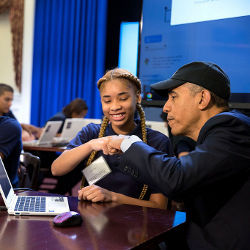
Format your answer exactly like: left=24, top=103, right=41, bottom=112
left=52, top=68, right=173, bottom=209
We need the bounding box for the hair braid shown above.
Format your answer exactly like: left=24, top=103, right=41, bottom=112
left=136, top=104, right=147, bottom=143
left=136, top=103, right=149, bottom=200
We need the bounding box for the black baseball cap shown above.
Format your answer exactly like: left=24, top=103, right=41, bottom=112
left=150, top=62, right=231, bottom=100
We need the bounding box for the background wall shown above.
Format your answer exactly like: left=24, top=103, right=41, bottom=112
left=0, top=0, right=163, bottom=124
left=0, top=0, right=34, bottom=123
left=0, top=12, right=15, bottom=90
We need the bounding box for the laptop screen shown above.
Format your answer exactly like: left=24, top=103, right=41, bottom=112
left=39, top=121, right=62, bottom=144
left=61, top=118, right=87, bottom=140
left=0, top=158, right=12, bottom=199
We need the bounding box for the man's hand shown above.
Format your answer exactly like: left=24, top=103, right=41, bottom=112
left=22, top=129, right=36, bottom=141
left=21, top=124, right=43, bottom=139
left=106, top=136, right=124, bottom=155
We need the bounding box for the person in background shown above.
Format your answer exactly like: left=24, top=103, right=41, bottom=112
left=0, top=116, right=22, bottom=187
left=0, top=83, right=42, bottom=141
left=47, top=98, right=88, bottom=134
left=39, top=98, right=88, bottom=192
left=100, top=62, right=250, bottom=250
left=52, top=68, right=173, bottom=209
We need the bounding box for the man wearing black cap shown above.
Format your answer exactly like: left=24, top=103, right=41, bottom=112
left=101, top=62, right=250, bottom=250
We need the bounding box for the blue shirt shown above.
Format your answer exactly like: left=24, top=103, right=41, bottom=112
left=67, top=120, right=173, bottom=200
left=0, top=116, right=22, bottom=187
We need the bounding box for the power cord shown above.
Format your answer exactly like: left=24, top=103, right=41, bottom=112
left=0, top=205, right=7, bottom=211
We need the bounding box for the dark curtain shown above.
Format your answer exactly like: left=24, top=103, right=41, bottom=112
left=31, top=0, right=107, bottom=126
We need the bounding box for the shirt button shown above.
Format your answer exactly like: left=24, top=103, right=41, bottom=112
left=134, top=171, right=138, bottom=178
left=131, top=169, right=135, bottom=176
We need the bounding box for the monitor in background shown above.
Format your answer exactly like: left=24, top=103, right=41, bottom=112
left=139, top=0, right=250, bottom=109
left=146, top=120, right=169, bottom=137
left=118, top=22, right=139, bottom=76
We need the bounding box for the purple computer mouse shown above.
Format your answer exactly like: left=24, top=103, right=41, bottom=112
left=53, top=211, right=83, bottom=227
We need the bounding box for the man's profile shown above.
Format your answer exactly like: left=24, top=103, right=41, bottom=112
left=101, top=62, right=250, bottom=250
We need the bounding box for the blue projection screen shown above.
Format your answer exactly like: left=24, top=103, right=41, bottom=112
left=119, top=22, right=139, bottom=76
left=139, top=0, right=250, bottom=105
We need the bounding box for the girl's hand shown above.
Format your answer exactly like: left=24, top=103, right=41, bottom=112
left=78, top=185, right=115, bottom=202
left=89, top=136, right=122, bottom=155
left=89, top=137, right=110, bottom=153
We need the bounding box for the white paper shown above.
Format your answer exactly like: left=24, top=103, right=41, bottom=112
left=82, top=156, right=111, bottom=185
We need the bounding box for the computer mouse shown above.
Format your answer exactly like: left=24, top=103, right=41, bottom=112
left=53, top=211, right=83, bottom=227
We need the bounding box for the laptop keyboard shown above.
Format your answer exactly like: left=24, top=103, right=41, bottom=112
left=14, top=196, right=46, bottom=212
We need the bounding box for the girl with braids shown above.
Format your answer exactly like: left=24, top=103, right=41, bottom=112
left=51, top=68, right=173, bottom=209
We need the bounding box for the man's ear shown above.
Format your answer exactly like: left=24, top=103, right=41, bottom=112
left=198, top=90, right=211, bottom=110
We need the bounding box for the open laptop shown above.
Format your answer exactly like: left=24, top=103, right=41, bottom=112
left=53, top=118, right=93, bottom=145
left=22, top=121, right=63, bottom=146
left=0, top=157, right=70, bottom=216
left=60, top=118, right=87, bottom=141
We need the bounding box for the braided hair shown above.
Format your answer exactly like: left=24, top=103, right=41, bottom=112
left=81, top=68, right=148, bottom=199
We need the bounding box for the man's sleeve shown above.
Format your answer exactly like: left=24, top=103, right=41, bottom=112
left=119, top=130, right=249, bottom=198
left=120, top=141, right=182, bottom=197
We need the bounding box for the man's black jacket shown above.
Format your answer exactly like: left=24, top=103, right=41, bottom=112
left=120, top=110, right=250, bottom=250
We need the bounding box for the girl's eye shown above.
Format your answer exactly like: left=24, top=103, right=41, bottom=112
left=120, top=97, right=128, bottom=101
left=103, top=100, right=111, bottom=103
